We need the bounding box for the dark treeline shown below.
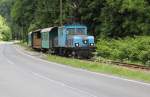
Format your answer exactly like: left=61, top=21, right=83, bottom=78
left=0, top=0, right=150, bottom=40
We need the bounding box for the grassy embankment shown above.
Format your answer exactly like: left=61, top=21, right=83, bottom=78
left=47, top=55, right=150, bottom=83
left=19, top=38, right=150, bottom=83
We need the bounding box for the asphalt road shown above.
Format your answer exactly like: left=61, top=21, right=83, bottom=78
left=0, top=42, right=150, bottom=97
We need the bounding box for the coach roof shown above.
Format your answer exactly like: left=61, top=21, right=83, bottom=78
left=41, top=27, right=58, bottom=33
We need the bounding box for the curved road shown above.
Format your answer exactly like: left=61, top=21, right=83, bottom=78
left=0, top=42, right=150, bottom=97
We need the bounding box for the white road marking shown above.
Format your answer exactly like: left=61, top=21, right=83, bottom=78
left=32, top=72, right=98, bottom=97
left=6, top=59, right=15, bottom=65
left=14, top=45, right=150, bottom=86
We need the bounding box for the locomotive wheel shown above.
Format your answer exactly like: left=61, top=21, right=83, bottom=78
left=71, top=51, right=76, bottom=58
left=76, top=51, right=81, bottom=59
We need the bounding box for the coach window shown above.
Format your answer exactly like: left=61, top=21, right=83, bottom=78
left=45, top=33, right=48, bottom=41
left=37, top=33, right=41, bottom=39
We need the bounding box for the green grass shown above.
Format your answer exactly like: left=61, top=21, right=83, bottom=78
left=17, top=41, right=27, bottom=47
left=47, top=55, right=150, bottom=83
left=17, top=42, right=150, bottom=83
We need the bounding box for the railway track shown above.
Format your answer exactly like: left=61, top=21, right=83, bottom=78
left=85, top=58, right=150, bottom=71
left=112, top=61, right=150, bottom=71
left=48, top=53, right=150, bottom=71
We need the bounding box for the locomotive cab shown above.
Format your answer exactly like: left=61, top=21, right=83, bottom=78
left=65, top=25, right=95, bottom=48
left=57, top=24, right=95, bottom=58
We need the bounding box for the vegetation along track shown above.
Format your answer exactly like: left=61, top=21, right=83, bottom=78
left=113, top=62, right=150, bottom=71
left=20, top=44, right=150, bottom=71
left=50, top=54, right=150, bottom=71
left=84, top=58, right=150, bottom=71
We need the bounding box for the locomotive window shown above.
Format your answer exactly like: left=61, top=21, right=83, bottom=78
left=76, top=28, right=85, bottom=35
left=67, top=28, right=86, bottom=35
left=67, top=28, right=75, bottom=35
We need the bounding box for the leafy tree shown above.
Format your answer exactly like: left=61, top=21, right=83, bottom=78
left=0, top=0, right=14, bottom=39
left=7, top=0, right=150, bottom=40
left=0, top=0, right=14, bottom=23
left=29, top=0, right=60, bottom=30
left=11, top=0, right=37, bottom=40
left=100, top=0, right=150, bottom=38
left=0, top=15, right=11, bottom=41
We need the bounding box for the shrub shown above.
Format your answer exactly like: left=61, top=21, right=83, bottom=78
left=96, top=36, right=150, bottom=66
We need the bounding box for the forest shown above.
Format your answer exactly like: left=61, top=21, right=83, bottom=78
left=0, top=0, right=150, bottom=65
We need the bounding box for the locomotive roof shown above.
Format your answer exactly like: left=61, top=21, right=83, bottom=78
left=64, top=24, right=87, bottom=28
left=28, top=29, right=41, bottom=35
left=41, top=27, right=58, bottom=32
left=64, top=24, right=86, bottom=26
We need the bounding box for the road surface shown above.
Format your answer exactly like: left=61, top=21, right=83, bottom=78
left=0, top=42, right=150, bottom=97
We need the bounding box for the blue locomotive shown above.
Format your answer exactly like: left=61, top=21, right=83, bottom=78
left=28, top=24, right=95, bottom=58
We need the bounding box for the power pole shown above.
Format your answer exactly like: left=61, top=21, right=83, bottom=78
left=60, top=0, right=63, bottom=26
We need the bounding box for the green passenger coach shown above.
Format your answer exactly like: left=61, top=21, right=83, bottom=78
left=41, top=27, right=58, bottom=49
left=41, top=28, right=50, bottom=49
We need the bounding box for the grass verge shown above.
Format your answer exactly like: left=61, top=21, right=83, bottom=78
left=17, top=42, right=150, bottom=83
left=47, top=55, right=150, bottom=83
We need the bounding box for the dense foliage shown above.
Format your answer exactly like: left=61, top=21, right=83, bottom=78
left=0, top=15, right=11, bottom=41
left=0, top=0, right=150, bottom=38
left=9, top=0, right=150, bottom=38
left=0, top=0, right=14, bottom=40
left=0, top=0, right=14, bottom=23
left=96, top=36, right=150, bottom=66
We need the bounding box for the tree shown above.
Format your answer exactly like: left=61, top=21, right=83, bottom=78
left=11, top=0, right=37, bottom=40
left=9, top=0, right=150, bottom=40
left=100, top=0, right=150, bottom=38
left=0, top=15, right=11, bottom=41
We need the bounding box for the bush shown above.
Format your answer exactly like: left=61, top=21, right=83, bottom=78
left=0, top=15, right=11, bottom=41
left=139, top=50, right=150, bottom=66
left=96, top=36, right=150, bottom=66
left=1, top=31, right=11, bottom=41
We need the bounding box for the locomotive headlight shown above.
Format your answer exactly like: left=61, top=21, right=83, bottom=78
left=75, top=43, right=79, bottom=47
left=90, top=43, right=94, bottom=46
left=83, top=40, right=87, bottom=44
